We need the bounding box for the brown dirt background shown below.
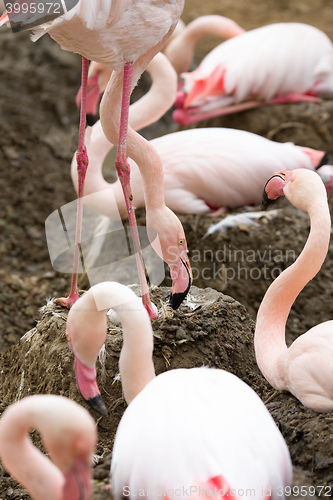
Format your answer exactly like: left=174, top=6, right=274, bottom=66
left=0, top=0, right=333, bottom=498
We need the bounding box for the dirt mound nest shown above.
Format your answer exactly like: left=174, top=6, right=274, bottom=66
left=0, top=286, right=333, bottom=499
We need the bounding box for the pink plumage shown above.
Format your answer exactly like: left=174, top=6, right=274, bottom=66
left=257, top=169, right=333, bottom=412
left=174, top=23, right=333, bottom=125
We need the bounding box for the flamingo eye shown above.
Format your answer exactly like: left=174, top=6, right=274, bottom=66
left=179, top=239, right=184, bottom=245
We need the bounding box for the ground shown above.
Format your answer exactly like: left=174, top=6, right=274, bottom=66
left=0, top=0, right=333, bottom=499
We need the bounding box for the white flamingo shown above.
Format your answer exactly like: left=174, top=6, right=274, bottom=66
left=65, top=281, right=292, bottom=498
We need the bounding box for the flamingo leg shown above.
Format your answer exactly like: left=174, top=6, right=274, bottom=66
left=173, top=92, right=322, bottom=126
left=114, top=62, right=157, bottom=321
left=55, top=56, right=90, bottom=309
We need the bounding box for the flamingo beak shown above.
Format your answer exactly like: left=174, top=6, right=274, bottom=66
left=75, top=74, right=101, bottom=125
left=62, top=456, right=92, bottom=500
left=262, top=171, right=291, bottom=210
left=70, top=346, right=108, bottom=417
left=169, top=254, right=192, bottom=310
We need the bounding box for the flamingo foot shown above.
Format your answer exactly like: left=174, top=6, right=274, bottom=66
left=208, top=206, right=227, bottom=217
left=173, top=100, right=262, bottom=125
left=54, top=290, right=79, bottom=310
left=268, top=92, right=322, bottom=105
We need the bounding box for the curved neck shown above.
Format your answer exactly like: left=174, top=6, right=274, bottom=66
left=100, top=55, right=166, bottom=212
left=255, top=198, right=331, bottom=388
left=0, top=410, right=63, bottom=500
left=69, top=283, right=156, bottom=404
left=129, top=52, right=177, bottom=130
left=181, top=15, right=244, bottom=45
left=75, top=54, right=176, bottom=217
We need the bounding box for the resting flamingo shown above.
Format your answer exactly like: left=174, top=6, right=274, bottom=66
left=0, top=395, right=96, bottom=500
left=73, top=123, right=333, bottom=216
left=256, top=169, right=333, bottom=412
left=1, top=0, right=186, bottom=318
left=66, top=281, right=292, bottom=497
left=173, top=23, right=333, bottom=126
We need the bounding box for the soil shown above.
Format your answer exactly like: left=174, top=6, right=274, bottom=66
left=0, top=0, right=333, bottom=499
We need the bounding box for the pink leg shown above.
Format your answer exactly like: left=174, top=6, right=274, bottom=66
left=268, top=92, right=321, bottom=105
left=55, top=57, right=90, bottom=309
left=115, top=62, right=157, bottom=321
left=173, top=92, right=322, bottom=126
left=173, top=100, right=263, bottom=126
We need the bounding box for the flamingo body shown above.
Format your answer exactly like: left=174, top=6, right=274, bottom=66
left=2, top=0, right=184, bottom=72
left=74, top=127, right=332, bottom=216
left=174, top=23, right=333, bottom=124
left=257, top=169, right=333, bottom=412
left=111, top=367, right=292, bottom=500
left=67, top=282, right=292, bottom=497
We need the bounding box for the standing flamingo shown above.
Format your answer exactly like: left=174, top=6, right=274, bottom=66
left=66, top=281, right=292, bottom=496
left=256, top=169, right=333, bottom=412
left=0, top=395, right=96, bottom=500
left=164, top=15, right=245, bottom=76
left=1, top=0, right=186, bottom=318
left=173, top=23, right=333, bottom=126
left=73, top=125, right=333, bottom=217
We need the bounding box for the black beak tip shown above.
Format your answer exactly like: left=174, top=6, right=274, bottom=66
left=261, top=189, right=270, bottom=211
left=86, top=113, right=98, bottom=127
left=316, top=152, right=329, bottom=169
left=86, top=394, right=109, bottom=417
left=169, top=290, right=188, bottom=310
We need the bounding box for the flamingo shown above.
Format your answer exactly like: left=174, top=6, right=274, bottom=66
left=173, top=23, right=333, bottom=126
left=256, top=169, right=333, bottom=412
left=0, top=395, right=96, bottom=500
left=73, top=125, right=333, bottom=217
left=1, top=0, right=186, bottom=319
left=66, top=281, right=292, bottom=497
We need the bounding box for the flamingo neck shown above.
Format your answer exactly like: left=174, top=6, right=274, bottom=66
left=70, top=284, right=156, bottom=404
left=100, top=64, right=166, bottom=213
left=254, top=198, right=331, bottom=389
left=0, top=409, right=63, bottom=500
left=181, top=15, right=244, bottom=45
left=128, top=53, right=177, bottom=131
left=94, top=283, right=156, bottom=404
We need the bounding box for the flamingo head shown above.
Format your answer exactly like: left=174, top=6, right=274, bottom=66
left=262, top=169, right=327, bottom=211
left=62, top=455, right=92, bottom=500
left=75, top=62, right=112, bottom=123
left=41, top=397, right=97, bottom=500
left=147, top=207, right=192, bottom=309
left=66, top=302, right=109, bottom=418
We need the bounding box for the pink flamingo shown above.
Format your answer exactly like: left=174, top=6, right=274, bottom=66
left=0, top=395, right=96, bottom=500
left=1, top=0, right=185, bottom=319
left=73, top=123, right=333, bottom=216
left=77, top=21, right=186, bottom=122
left=66, top=281, right=292, bottom=495
left=173, top=23, right=333, bottom=126
left=256, top=169, right=333, bottom=412
left=164, top=15, right=245, bottom=77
